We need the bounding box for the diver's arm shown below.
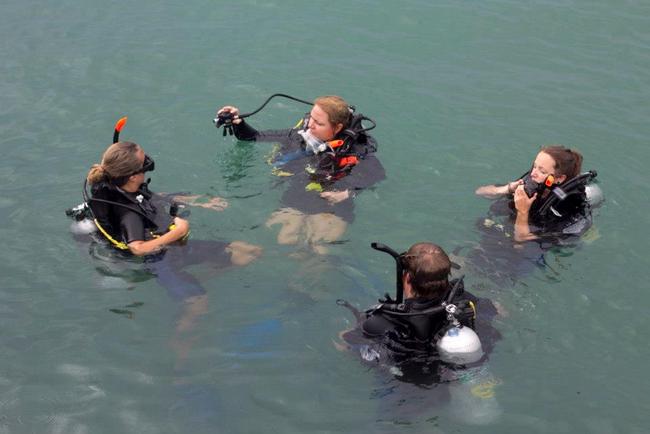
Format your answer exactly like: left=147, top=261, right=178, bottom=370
left=475, top=179, right=522, bottom=198
left=127, top=217, right=190, bottom=256
left=513, top=186, right=538, bottom=242
left=232, top=120, right=260, bottom=141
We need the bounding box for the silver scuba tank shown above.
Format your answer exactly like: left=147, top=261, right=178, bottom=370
left=585, top=183, right=604, bottom=208
left=70, top=218, right=97, bottom=235
left=437, top=326, right=484, bottom=365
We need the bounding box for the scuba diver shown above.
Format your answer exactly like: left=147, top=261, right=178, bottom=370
left=338, top=242, right=499, bottom=373
left=215, top=94, right=385, bottom=254
left=337, top=242, right=502, bottom=424
left=67, top=118, right=262, bottom=375
left=467, top=145, right=602, bottom=286
left=82, top=140, right=190, bottom=256
left=67, top=118, right=262, bottom=322
left=476, top=145, right=600, bottom=242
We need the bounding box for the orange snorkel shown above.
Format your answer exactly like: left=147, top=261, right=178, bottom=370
left=113, top=116, right=128, bottom=143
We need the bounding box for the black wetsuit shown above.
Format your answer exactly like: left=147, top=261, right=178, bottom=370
left=232, top=120, right=385, bottom=223
left=90, top=182, right=174, bottom=245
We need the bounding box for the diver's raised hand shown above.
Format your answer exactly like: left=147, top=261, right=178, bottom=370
left=514, top=185, right=536, bottom=213
left=216, top=106, right=242, bottom=124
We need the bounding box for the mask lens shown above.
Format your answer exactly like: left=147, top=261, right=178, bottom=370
left=142, top=155, right=155, bottom=173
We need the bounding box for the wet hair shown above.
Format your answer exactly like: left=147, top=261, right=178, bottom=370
left=540, top=145, right=583, bottom=181
left=86, top=141, right=142, bottom=186
left=314, top=95, right=351, bottom=128
left=402, top=243, right=451, bottom=298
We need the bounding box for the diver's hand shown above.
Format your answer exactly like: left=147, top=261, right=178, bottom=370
left=476, top=179, right=522, bottom=197
left=127, top=217, right=190, bottom=256
left=514, top=185, right=536, bottom=213
left=513, top=186, right=538, bottom=242
left=173, top=194, right=229, bottom=211
left=506, top=179, right=523, bottom=195
left=217, top=106, right=242, bottom=125
left=320, top=190, right=350, bottom=204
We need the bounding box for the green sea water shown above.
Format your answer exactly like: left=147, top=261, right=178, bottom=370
left=1, top=0, right=649, bottom=433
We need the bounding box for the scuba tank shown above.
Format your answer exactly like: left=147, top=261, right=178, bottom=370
left=436, top=323, right=483, bottom=365
left=585, top=183, right=604, bottom=208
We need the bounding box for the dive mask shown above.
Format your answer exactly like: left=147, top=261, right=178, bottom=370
left=140, top=154, right=155, bottom=173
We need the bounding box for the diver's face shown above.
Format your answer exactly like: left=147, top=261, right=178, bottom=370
left=530, top=151, right=557, bottom=184
left=308, top=104, right=341, bottom=142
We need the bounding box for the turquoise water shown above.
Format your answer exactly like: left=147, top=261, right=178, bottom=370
left=1, top=0, right=649, bottom=432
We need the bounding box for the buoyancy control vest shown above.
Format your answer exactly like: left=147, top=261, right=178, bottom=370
left=519, top=170, right=596, bottom=236
left=304, top=111, right=378, bottom=184
left=361, top=278, right=477, bottom=344
left=84, top=180, right=175, bottom=250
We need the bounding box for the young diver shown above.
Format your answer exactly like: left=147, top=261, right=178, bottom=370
left=476, top=145, right=597, bottom=242
left=215, top=95, right=385, bottom=254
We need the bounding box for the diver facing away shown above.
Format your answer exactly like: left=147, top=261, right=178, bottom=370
left=358, top=243, right=484, bottom=363
left=339, top=242, right=500, bottom=373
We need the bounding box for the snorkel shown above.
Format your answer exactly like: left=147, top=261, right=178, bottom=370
left=113, top=116, right=128, bottom=143
left=371, top=242, right=405, bottom=303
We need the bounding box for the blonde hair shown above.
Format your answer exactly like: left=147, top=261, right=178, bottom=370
left=314, top=95, right=350, bottom=128
left=86, top=141, right=142, bottom=185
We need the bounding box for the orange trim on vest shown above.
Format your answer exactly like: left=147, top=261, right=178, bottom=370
left=338, top=156, right=358, bottom=167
